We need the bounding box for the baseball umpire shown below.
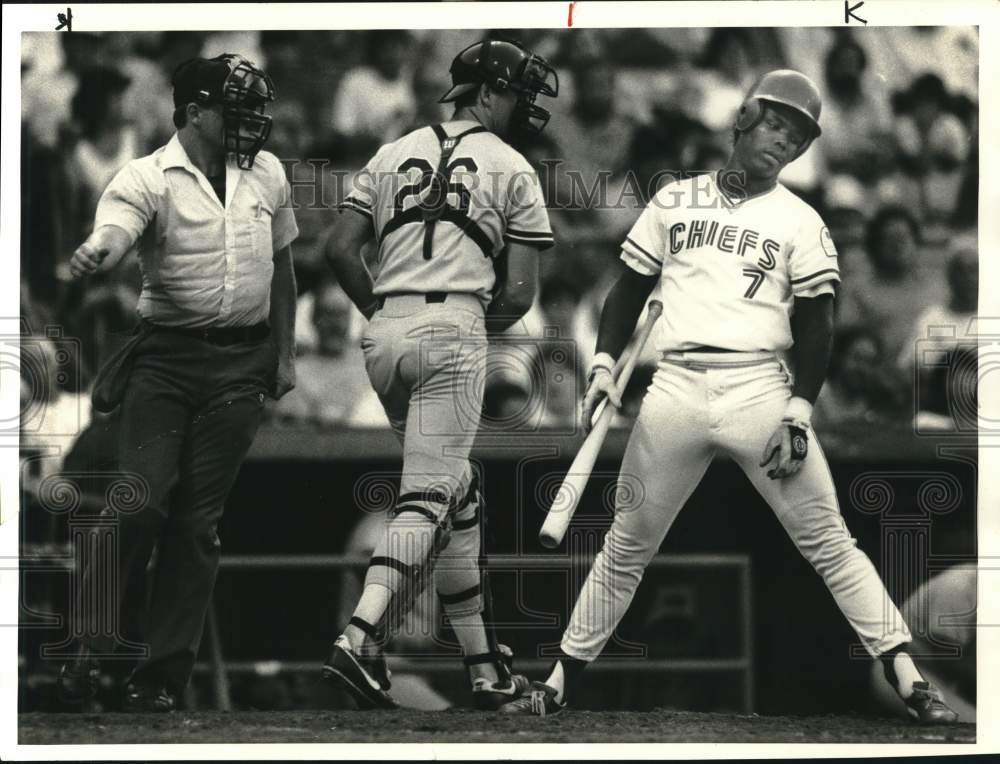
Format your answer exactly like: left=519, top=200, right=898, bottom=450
left=59, top=54, right=298, bottom=711
left=322, top=38, right=557, bottom=710
left=504, top=70, right=959, bottom=724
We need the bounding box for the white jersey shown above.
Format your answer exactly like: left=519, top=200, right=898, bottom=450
left=342, top=119, right=553, bottom=306
left=621, top=173, right=840, bottom=353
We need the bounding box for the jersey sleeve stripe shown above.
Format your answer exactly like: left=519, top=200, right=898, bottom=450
left=505, top=228, right=552, bottom=239
left=623, top=238, right=663, bottom=269
left=620, top=250, right=660, bottom=277
left=622, top=239, right=663, bottom=271
left=790, top=268, right=840, bottom=286
left=504, top=232, right=555, bottom=250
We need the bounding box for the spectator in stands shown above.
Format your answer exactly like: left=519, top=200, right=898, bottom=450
left=894, top=74, right=972, bottom=227
left=22, top=33, right=77, bottom=151
left=685, top=30, right=751, bottom=129
left=554, top=57, right=636, bottom=189
left=861, top=26, right=978, bottom=102
left=122, top=32, right=206, bottom=152
left=22, top=32, right=116, bottom=151
left=68, top=66, right=139, bottom=224
left=837, top=206, right=947, bottom=357
left=330, top=31, right=416, bottom=158
left=541, top=54, right=639, bottom=247
left=406, top=52, right=451, bottom=131
left=598, top=114, right=709, bottom=247
left=271, top=278, right=386, bottom=427
left=818, top=36, right=893, bottom=182
left=812, top=327, right=907, bottom=427
left=822, top=174, right=872, bottom=320
left=898, top=236, right=978, bottom=431
left=20, top=284, right=93, bottom=482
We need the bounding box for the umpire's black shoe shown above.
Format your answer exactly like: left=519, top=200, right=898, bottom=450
left=904, top=681, right=959, bottom=725
left=56, top=645, right=100, bottom=704
left=123, top=682, right=177, bottom=713
left=322, top=635, right=399, bottom=710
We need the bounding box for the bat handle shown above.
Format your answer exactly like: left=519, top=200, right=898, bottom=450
left=590, top=299, right=662, bottom=427
left=545, top=299, right=663, bottom=547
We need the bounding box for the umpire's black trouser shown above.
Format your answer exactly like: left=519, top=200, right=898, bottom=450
left=82, top=326, right=276, bottom=694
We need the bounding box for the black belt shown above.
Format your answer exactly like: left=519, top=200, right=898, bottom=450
left=146, top=320, right=270, bottom=346
left=376, top=292, right=448, bottom=309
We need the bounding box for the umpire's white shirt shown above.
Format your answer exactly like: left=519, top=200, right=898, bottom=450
left=95, top=133, right=299, bottom=328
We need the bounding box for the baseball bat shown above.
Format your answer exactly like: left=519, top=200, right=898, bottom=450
left=538, top=299, right=663, bottom=549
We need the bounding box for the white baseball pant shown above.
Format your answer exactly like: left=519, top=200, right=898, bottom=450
left=562, top=350, right=912, bottom=661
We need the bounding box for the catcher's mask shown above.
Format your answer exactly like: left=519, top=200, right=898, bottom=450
left=439, top=39, right=559, bottom=136
left=173, top=53, right=275, bottom=169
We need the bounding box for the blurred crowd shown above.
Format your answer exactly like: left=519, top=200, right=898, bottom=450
left=20, top=27, right=980, bottom=445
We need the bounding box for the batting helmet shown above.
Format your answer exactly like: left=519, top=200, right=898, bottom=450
left=439, top=39, right=558, bottom=134
left=735, top=69, right=822, bottom=155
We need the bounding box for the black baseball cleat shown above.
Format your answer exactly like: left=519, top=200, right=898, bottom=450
left=56, top=644, right=100, bottom=704
left=903, top=681, right=959, bottom=725
left=123, top=682, right=177, bottom=712
left=471, top=672, right=531, bottom=710
left=322, top=635, right=399, bottom=710
left=500, top=681, right=565, bottom=716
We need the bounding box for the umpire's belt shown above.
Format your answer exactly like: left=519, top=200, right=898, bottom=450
left=661, top=349, right=775, bottom=370
left=144, top=320, right=270, bottom=346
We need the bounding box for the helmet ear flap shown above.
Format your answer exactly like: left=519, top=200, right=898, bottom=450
left=735, top=98, right=762, bottom=133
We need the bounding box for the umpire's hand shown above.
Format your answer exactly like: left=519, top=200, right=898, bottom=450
left=69, top=241, right=109, bottom=279
left=270, top=356, right=296, bottom=401
left=581, top=366, right=621, bottom=434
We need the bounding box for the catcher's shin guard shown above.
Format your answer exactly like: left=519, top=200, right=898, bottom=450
left=363, top=499, right=453, bottom=646
left=441, top=477, right=529, bottom=708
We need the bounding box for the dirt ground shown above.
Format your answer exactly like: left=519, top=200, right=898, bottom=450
left=18, top=708, right=976, bottom=745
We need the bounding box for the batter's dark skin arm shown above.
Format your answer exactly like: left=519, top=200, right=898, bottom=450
left=595, top=262, right=660, bottom=359
left=324, top=209, right=378, bottom=319
left=788, top=293, right=835, bottom=404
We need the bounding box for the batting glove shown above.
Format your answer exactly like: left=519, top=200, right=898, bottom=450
left=759, top=397, right=812, bottom=480
left=581, top=353, right=621, bottom=434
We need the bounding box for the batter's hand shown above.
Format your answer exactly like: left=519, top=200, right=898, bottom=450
left=581, top=366, right=621, bottom=434
left=270, top=356, right=296, bottom=400
left=759, top=418, right=809, bottom=480
left=69, top=241, right=109, bottom=279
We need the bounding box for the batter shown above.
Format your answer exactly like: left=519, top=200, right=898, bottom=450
left=504, top=70, right=958, bottom=724
left=322, top=38, right=558, bottom=711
